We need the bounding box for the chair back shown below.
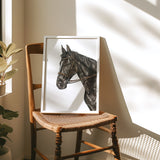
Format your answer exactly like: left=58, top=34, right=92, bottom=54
left=25, top=43, right=43, bottom=123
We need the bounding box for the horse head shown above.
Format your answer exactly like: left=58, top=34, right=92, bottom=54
left=56, top=45, right=97, bottom=111
left=56, top=45, right=77, bottom=89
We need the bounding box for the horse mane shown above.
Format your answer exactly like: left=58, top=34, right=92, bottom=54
left=71, top=51, right=97, bottom=73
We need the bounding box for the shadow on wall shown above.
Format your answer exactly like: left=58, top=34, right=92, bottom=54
left=100, top=38, right=139, bottom=138
left=124, top=0, right=160, bottom=20
left=86, top=38, right=140, bottom=160
left=100, top=37, right=160, bottom=140
left=99, top=38, right=160, bottom=159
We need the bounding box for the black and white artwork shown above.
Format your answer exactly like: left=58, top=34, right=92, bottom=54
left=41, top=36, right=100, bottom=113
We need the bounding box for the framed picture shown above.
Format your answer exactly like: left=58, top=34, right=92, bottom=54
left=41, top=36, right=100, bottom=113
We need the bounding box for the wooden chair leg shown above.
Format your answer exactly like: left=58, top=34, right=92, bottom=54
left=31, top=123, right=37, bottom=160
left=54, top=130, right=62, bottom=160
left=74, top=130, right=82, bottom=160
left=111, top=123, right=121, bottom=160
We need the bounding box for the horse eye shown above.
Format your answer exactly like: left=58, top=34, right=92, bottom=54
left=60, top=59, right=67, bottom=66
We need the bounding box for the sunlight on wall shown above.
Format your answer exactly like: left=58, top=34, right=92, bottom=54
left=118, top=134, right=160, bottom=160
left=146, top=0, right=157, bottom=5
left=2, top=0, right=12, bottom=94
left=2, top=0, right=12, bottom=44
left=76, top=0, right=160, bottom=134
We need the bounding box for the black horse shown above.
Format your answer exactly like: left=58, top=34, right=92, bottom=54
left=56, top=45, right=97, bottom=111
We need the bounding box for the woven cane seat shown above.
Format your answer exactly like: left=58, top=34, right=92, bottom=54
left=33, top=111, right=117, bottom=132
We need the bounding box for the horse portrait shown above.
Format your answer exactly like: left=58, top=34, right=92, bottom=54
left=56, top=45, right=97, bottom=111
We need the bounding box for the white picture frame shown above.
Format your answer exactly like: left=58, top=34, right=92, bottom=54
left=41, top=36, right=100, bottom=113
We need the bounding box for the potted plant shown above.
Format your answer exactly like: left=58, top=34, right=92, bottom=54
left=0, top=105, right=18, bottom=159
left=0, top=41, right=22, bottom=96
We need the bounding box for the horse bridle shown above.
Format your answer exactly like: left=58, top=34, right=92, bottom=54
left=58, top=55, right=96, bottom=84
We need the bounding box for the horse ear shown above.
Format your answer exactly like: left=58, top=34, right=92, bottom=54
left=61, top=45, right=66, bottom=54
left=66, top=45, right=71, bottom=53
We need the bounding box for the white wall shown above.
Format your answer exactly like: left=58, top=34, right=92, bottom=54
left=76, top=0, right=160, bottom=134
left=24, top=0, right=76, bottom=43
left=23, top=0, right=160, bottom=159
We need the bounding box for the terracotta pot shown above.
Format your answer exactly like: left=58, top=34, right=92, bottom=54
left=0, top=83, right=6, bottom=96
left=0, top=146, right=12, bottom=160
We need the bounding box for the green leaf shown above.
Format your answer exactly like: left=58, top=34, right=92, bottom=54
left=0, top=42, right=6, bottom=59
left=0, top=58, right=7, bottom=73
left=2, top=110, right=18, bottom=120
left=0, top=46, right=3, bottom=55
left=0, top=106, right=5, bottom=115
left=5, top=43, right=16, bottom=56
left=0, top=124, right=13, bottom=137
left=4, top=69, right=17, bottom=81
left=0, top=138, right=6, bottom=148
left=4, top=59, right=18, bottom=71
left=5, top=48, right=23, bottom=58
left=0, top=105, right=18, bottom=120
left=0, top=41, right=6, bottom=52
left=0, top=41, right=22, bottom=58
left=0, top=146, right=8, bottom=155
left=0, top=58, right=19, bottom=75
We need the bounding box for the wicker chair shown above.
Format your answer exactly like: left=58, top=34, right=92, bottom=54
left=25, top=43, right=121, bottom=160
